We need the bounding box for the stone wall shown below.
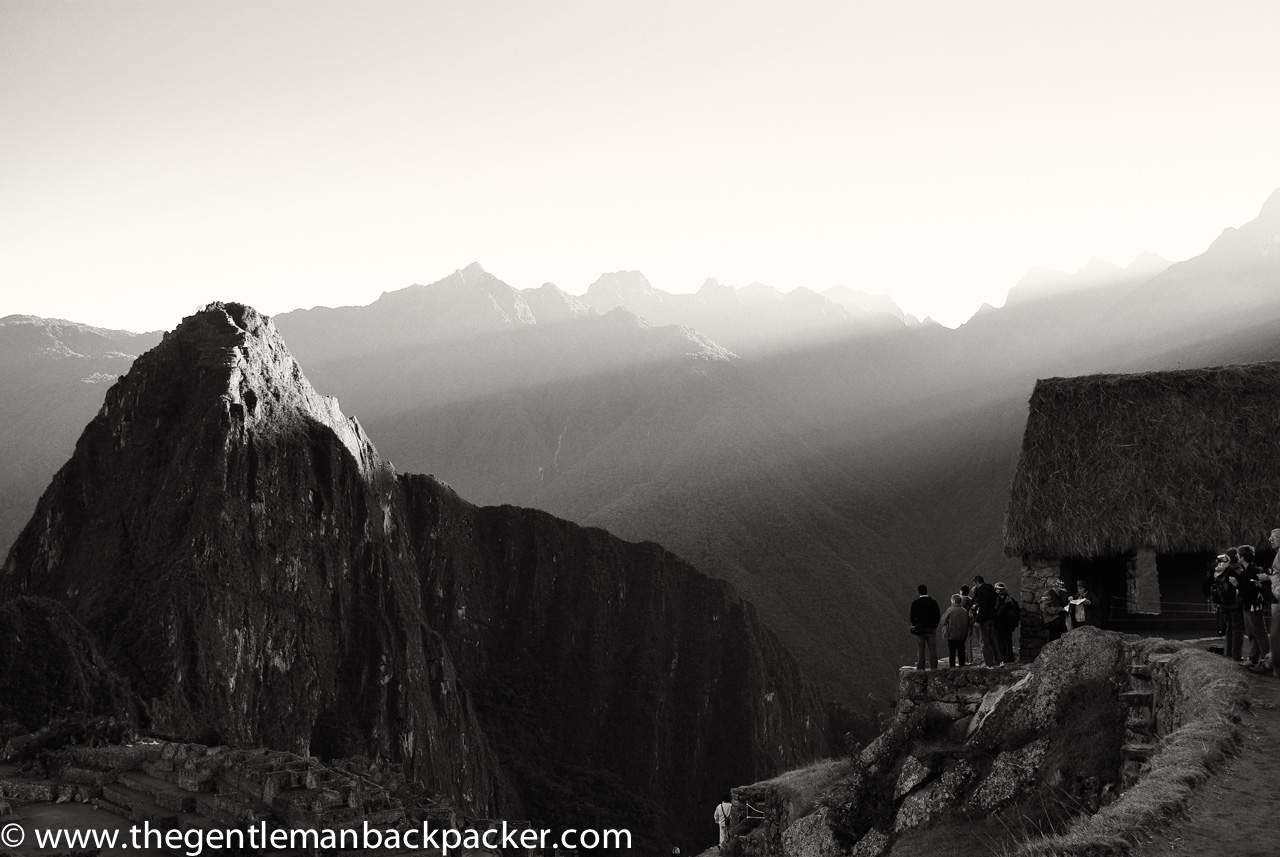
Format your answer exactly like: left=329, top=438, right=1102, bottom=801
left=894, top=664, right=1027, bottom=718
left=1017, top=558, right=1060, bottom=660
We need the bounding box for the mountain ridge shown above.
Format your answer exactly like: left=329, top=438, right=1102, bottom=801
left=0, top=302, right=826, bottom=847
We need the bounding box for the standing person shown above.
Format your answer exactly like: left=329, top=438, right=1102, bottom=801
left=1209, top=554, right=1241, bottom=658
left=1238, top=545, right=1271, bottom=668
left=972, top=575, right=999, bottom=666
left=714, top=795, right=732, bottom=851
left=909, top=584, right=941, bottom=669
left=1268, top=529, right=1280, bottom=677
left=942, top=594, right=971, bottom=667
left=1038, top=578, right=1069, bottom=643
left=959, top=584, right=975, bottom=663
left=1067, top=580, right=1099, bottom=629
left=1217, top=551, right=1245, bottom=661
left=1204, top=557, right=1226, bottom=636
left=993, top=583, right=1020, bottom=664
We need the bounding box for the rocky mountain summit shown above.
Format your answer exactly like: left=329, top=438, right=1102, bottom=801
left=0, top=302, right=826, bottom=847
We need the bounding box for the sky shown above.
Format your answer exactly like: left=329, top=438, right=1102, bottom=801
left=2, top=0, right=1279, bottom=331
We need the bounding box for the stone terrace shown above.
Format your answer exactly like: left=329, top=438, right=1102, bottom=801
left=0, top=740, right=466, bottom=856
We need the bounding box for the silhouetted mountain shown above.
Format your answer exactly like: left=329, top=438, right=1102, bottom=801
left=0, top=304, right=824, bottom=848
left=0, top=315, right=162, bottom=554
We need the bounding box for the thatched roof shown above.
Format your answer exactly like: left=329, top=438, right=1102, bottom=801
left=1004, top=362, right=1280, bottom=559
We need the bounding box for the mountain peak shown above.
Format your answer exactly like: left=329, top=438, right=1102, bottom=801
left=153, top=303, right=380, bottom=475
left=696, top=277, right=742, bottom=307
left=1127, top=251, right=1169, bottom=273
left=584, top=271, right=658, bottom=313
left=821, top=285, right=907, bottom=322
left=1258, top=187, right=1280, bottom=221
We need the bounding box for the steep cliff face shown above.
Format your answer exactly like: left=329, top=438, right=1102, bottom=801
left=401, top=483, right=825, bottom=839
left=0, top=302, right=825, bottom=845
left=1, top=303, right=506, bottom=814
left=0, top=596, right=140, bottom=732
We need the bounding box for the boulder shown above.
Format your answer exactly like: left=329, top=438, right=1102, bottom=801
left=850, top=829, right=890, bottom=857
left=782, top=807, right=847, bottom=857
left=893, top=756, right=930, bottom=800
left=969, top=629, right=1126, bottom=745
left=892, top=760, right=975, bottom=832
left=965, top=737, right=1050, bottom=813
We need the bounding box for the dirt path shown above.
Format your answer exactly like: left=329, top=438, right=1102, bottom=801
left=1133, top=666, right=1280, bottom=857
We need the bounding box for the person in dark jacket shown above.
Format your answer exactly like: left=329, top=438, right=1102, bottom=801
left=1266, top=529, right=1280, bottom=677
left=993, top=582, right=1020, bottom=664
left=959, top=584, right=975, bottom=663
left=909, top=584, right=941, bottom=670
left=1238, top=545, right=1271, bottom=668
left=971, top=575, right=999, bottom=666
left=1217, top=550, right=1245, bottom=660
left=1067, top=579, right=1100, bottom=629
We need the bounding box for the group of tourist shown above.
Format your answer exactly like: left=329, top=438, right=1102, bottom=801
left=1205, top=530, right=1280, bottom=677
left=909, top=576, right=1100, bottom=670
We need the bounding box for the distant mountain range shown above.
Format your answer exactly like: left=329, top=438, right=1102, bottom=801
left=0, top=316, right=162, bottom=553
left=4, top=189, right=1280, bottom=707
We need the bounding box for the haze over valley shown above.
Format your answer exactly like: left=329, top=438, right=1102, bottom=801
left=6, top=190, right=1280, bottom=708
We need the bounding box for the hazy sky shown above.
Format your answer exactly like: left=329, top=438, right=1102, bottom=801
left=3, top=0, right=1278, bottom=331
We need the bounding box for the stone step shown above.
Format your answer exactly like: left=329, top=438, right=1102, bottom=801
left=1122, top=742, right=1157, bottom=762
left=118, top=769, right=200, bottom=812
left=195, top=793, right=221, bottom=818
left=1128, top=664, right=1152, bottom=680
left=1120, top=690, right=1154, bottom=708
left=1126, top=709, right=1155, bottom=730
left=210, top=790, right=272, bottom=826
left=143, top=758, right=178, bottom=780
left=101, top=782, right=184, bottom=830
left=180, top=814, right=223, bottom=834
left=91, top=795, right=131, bottom=819
left=102, top=782, right=153, bottom=812
left=1124, top=726, right=1155, bottom=745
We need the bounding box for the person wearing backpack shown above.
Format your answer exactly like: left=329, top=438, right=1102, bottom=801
left=993, top=582, right=1020, bottom=665
left=714, top=794, right=733, bottom=850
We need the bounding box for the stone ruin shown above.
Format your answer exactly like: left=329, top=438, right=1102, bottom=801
left=721, top=628, right=1224, bottom=857
left=0, top=737, right=489, bottom=856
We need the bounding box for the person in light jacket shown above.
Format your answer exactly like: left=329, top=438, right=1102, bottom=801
left=714, top=794, right=732, bottom=850
left=942, top=593, right=971, bottom=667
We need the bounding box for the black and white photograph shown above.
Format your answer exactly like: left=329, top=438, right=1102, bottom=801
left=2, top=2, right=1279, bottom=855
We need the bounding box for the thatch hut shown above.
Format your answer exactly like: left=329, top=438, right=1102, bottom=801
left=1004, top=362, right=1280, bottom=660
